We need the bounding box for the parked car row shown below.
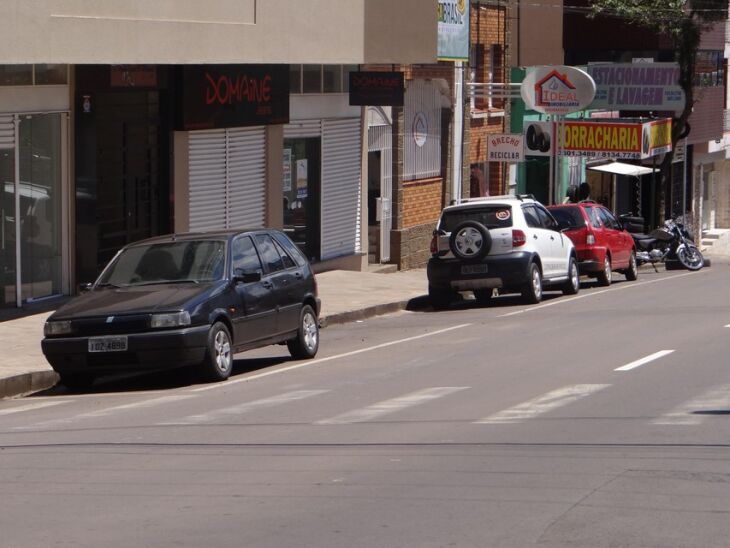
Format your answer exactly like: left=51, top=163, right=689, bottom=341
left=426, top=195, right=640, bottom=310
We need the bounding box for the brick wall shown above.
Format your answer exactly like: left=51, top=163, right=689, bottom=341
left=402, top=177, right=443, bottom=228
left=391, top=223, right=435, bottom=270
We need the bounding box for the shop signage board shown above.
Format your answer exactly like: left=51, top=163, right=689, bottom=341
left=437, top=0, right=469, bottom=61
left=349, top=72, right=404, bottom=106
left=524, top=118, right=672, bottom=159
left=586, top=62, right=685, bottom=112
left=178, top=65, right=289, bottom=130
left=487, top=133, right=524, bottom=162
left=521, top=66, right=596, bottom=115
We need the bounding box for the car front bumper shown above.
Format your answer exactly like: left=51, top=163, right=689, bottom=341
left=41, top=325, right=210, bottom=375
left=427, top=252, right=534, bottom=291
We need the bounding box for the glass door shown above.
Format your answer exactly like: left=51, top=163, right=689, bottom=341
left=0, top=143, right=16, bottom=307
left=18, top=114, right=62, bottom=302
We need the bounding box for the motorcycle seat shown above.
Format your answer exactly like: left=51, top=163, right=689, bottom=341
left=631, top=233, right=654, bottom=241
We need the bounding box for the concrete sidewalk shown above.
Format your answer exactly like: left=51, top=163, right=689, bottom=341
left=0, top=269, right=428, bottom=399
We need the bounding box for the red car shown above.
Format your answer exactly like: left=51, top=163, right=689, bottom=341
left=547, top=202, right=638, bottom=286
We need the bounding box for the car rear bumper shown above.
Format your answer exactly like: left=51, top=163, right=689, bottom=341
left=577, top=259, right=601, bottom=273
left=427, top=252, right=534, bottom=291
left=41, top=325, right=210, bottom=375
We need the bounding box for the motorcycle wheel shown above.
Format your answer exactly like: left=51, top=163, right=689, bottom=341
left=676, top=244, right=704, bottom=271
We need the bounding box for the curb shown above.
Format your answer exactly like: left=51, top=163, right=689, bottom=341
left=320, top=295, right=429, bottom=328
left=0, top=370, right=59, bottom=400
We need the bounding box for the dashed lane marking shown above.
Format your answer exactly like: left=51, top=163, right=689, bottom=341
left=475, top=384, right=611, bottom=424
left=614, top=350, right=675, bottom=372
left=654, top=384, right=730, bottom=425
left=317, top=387, right=469, bottom=425
left=160, top=390, right=329, bottom=425
left=0, top=400, right=71, bottom=417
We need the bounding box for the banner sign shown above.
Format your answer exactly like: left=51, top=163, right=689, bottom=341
left=487, top=133, right=524, bottom=162
left=349, top=71, right=404, bottom=106
left=437, top=0, right=469, bottom=61
left=523, top=118, right=672, bottom=159
left=178, top=65, right=289, bottom=130
left=587, top=62, right=685, bottom=112
left=521, top=65, right=596, bottom=115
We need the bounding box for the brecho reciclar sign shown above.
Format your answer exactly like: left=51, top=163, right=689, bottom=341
left=178, top=65, right=289, bottom=130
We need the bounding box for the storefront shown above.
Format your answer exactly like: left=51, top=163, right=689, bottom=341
left=287, top=86, right=363, bottom=264
left=1, top=64, right=70, bottom=308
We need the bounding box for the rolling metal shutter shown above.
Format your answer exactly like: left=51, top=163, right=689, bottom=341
left=0, top=115, right=14, bottom=150
left=227, top=127, right=266, bottom=229
left=321, top=118, right=362, bottom=260
left=284, top=120, right=321, bottom=139
left=188, top=127, right=265, bottom=232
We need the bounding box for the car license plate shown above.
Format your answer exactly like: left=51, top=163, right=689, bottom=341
left=461, top=264, right=488, bottom=275
left=88, top=336, right=128, bottom=353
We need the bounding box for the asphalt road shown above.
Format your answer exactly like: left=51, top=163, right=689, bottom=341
left=2, top=263, right=730, bottom=548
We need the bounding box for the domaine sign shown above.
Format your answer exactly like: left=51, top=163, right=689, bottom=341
left=349, top=71, right=404, bottom=106
left=179, top=65, right=289, bottom=130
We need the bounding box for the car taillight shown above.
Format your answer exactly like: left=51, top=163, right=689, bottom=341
left=512, top=229, right=526, bottom=247
left=430, top=234, right=438, bottom=254
left=586, top=232, right=596, bottom=245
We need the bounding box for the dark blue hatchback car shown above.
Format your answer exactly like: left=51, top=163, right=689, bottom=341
left=42, top=229, right=320, bottom=389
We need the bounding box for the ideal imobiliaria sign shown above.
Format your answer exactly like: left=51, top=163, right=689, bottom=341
left=524, top=118, right=672, bottom=160
left=178, top=65, right=289, bottom=130
left=586, top=62, right=685, bottom=112
left=521, top=65, right=596, bottom=116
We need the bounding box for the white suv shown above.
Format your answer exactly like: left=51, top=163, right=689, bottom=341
left=427, top=195, right=580, bottom=308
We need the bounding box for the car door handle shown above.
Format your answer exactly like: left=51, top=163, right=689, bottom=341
left=550, top=235, right=555, bottom=240
left=533, top=235, right=538, bottom=239
left=261, top=280, right=273, bottom=289
left=294, top=272, right=303, bottom=279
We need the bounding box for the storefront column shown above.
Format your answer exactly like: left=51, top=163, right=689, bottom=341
left=265, top=125, right=284, bottom=229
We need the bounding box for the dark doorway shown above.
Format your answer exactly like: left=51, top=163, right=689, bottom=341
left=76, top=69, right=171, bottom=284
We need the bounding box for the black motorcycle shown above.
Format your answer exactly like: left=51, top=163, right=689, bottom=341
left=619, top=214, right=705, bottom=272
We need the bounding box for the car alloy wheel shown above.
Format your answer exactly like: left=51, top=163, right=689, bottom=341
left=522, top=262, right=542, bottom=304
left=562, top=258, right=580, bottom=295
left=625, top=252, right=638, bottom=281
left=288, top=304, right=319, bottom=359
left=200, top=322, right=234, bottom=382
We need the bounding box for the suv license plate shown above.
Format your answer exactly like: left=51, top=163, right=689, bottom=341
left=461, top=264, right=488, bottom=275
left=88, top=336, right=128, bottom=353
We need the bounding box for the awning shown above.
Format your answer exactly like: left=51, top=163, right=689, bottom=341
left=587, top=162, right=657, bottom=177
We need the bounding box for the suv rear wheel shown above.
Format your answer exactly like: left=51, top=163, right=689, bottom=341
left=429, top=285, right=454, bottom=310
left=521, top=262, right=543, bottom=304
left=562, top=257, right=580, bottom=295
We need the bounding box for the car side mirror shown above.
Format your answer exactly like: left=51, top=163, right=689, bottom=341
left=233, top=268, right=262, bottom=284
left=78, top=282, right=93, bottom=293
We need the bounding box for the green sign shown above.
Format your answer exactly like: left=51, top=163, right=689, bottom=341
left=437, top=0, right=469, bottom=61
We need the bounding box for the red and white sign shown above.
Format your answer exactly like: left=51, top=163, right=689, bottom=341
left=521, top=66, right=596, bottom=115
left=487, top=133, right=524, bottom=162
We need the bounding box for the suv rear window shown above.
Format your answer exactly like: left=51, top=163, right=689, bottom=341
left=440, top=206, right=513, bottom=231
left=549, top=206, right=586, bottom=230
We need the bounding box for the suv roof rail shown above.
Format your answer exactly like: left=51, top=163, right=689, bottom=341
left=578, top=199, right=597, bottom=204
left=516, top=193, right=535, bottom=202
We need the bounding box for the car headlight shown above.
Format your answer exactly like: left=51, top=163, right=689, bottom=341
left=150, top=311, right=191, bottom=329
left=44, top=320, right=73, bottom=337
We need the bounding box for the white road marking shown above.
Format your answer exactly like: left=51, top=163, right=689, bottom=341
left=0, top=400, right=70, bottom=417
left=614, top=350, right=674, bottom=372
left=475, top=384, right=610, bottom=424
left=317, top=386, right=468, bottom=425
left=499, top=271, right=698, bottom=318
left=13, top=394, right=195, bottom=430
left=191, top=323, right=472, bottom=392
left=654, top=385, right=730, bottom=425
left=161, top=390, right=329, bottom=425
left=725, top=324, right=730, bottom=328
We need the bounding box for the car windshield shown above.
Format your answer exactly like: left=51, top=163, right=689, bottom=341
left=97, top=240, right=226, bottom=287
left=440, top=205, right=513, bottom=231
left=549, top=207, right=586, bottom=230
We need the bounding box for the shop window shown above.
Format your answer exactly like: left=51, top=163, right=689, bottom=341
left=0, top=65, right=32, bottom=86
left=289, top=64, right=302, bottom=94
left=323, top=65, right=342, bottom=93
left=694, top=51, right=724, bottom=87
left=303, top=65, right=322, bottom=93
left=34, top=64, right=68, bottom=85
left=283, top=137, right=321, bottom=261
left=343, top=65, right=358, bottom=92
